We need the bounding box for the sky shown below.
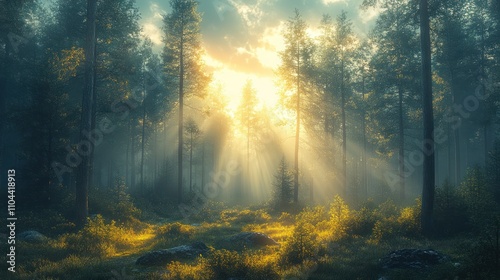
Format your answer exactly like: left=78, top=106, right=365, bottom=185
left=138, top=0, right=382, bottom=112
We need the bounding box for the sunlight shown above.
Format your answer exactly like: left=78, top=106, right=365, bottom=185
left=206, top=60, right=281, bottom=119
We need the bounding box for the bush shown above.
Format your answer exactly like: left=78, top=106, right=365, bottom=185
left=345, top=207, right=376, bottom=237
left=18, top=210, right=75, bottom=236
left=458, top=167, right=497, bottom=231
left=206, top=249, right=280, bottom=280
left=158, top=222, right=195, bottom=240
left=166, top=260, right=211, bottom=280
left=64, top=215, right=132, bottom=257
left=434, top=180, right=469, bottom=237
left=329, top=195, right=350, bottom=240
left=397, top=198, right=421, bottom=237
left=89, top=180, right=141, bottom=223
left=220, top=209, right=271, bottom=224
left=208, top=249, right=247, bottom=279
left=280, top=221, right=317, bottom=265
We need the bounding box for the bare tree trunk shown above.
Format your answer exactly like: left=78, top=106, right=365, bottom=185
left=154, top=125, right=158, bottom=187
left=125, top=120, right=130, bottom=186
left=141, top=96, right=146, bottom=195
left=294, top=42, right=300, bottom=204
left=189, top=131, right=193, bottom=192
left=362, top=70, right=367, bottom=200
left=398, top=84, right=405, bottom=202
left=131, top=127, right=136, bottom=189
left=178, top=35, right=184, bottom=203
left=341, top=53, right=347, bottom=198
left=75, top=0, right=97, bottom=228
left=201, top=141, right=205, bottom=192
left=420, top=0, right=435, bottom=237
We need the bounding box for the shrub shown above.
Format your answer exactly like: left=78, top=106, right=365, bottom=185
left=329, top=195, right=350, bottom=240
left=397, top=198, right=421, bottom=237
left=158, top=222, right=195, bottom=240
left=64, top=215, right=132, bottom=257
left=220, top=209, right=271, bottom=224
left=280, top=221, right=317, bottom=265
left=208, top=249, right=247, bottom=279
left=370, top=217, right=398, bottom=244
left=459, top=167, right=496, bottom=230
left=345, top=207, right=376, bottom=237
left=166, top=260, right=211, bottom=280
left=89, top=179, right=141, bottom=223
left=205, top=249, right=280, bottom=280
left=278, top=212, right=295, bottom=225
left=18, top=210, right=75, bottom=236
left=434, top=181, right=469, bottom=237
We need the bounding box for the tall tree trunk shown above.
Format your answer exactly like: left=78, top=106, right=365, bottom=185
left=484, top=123, right=489, bottom=166
left=141, top=97, right=146, bottom=195
left=75, top=0, right=97, bottom=228
left=154, top=125, right=158, bottom=188
left=189, top=131, right=193, bottom=192
left=362, top=69, right=367, bottom=200
left=398, top=84, right=405, bottom=202
left=89, top=44, right=98, bottom=188
left=131, top=127, right=136, bottom=189
left=201, top=141, right=205, bottom=192
left=294, top=41, right=300, bottom=204
left=178, top=35, right=184, bottom=203
left=454, top=128, right=460, bottom=185
left=420, top=0, right=435, bottom=237
left=341, top=53, right=347, bottom=198
left=125, top=119, right=130, bottom=186
left=447, top=125, right=453, bottom=184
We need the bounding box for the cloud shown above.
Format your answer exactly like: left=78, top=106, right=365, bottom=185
left=141, top=23, right=162, bottom=45
left=149, top=2, right=165, bottom=19
left=136, top=0, right=378, bottom=75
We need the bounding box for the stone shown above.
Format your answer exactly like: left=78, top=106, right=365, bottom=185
left=228, top=232, right=279, bottom=247
left=136, top=241, right=208, bottom=266
left=380, top=249, right=449, bottom=269
left=18, top=230, right=48, bottom=243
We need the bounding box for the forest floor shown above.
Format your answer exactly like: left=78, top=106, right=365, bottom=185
left=2, top=201, right=498, bottom=280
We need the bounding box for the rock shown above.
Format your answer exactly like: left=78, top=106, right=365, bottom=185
left=18, top=230, right=48, bottom=243
left=136, top=241, right=208, bottom=266
left=380, top=249, right=449, bottom=269
left=228, top=232, right=279, bottom=247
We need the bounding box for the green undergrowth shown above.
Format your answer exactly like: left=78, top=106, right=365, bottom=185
left=3, top=193, right=498, bottom=280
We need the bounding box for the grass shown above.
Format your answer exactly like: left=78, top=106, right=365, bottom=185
left=2, top=199, right=499, bottom=280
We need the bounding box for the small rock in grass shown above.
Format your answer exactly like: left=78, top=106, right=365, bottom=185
left=136, top=241, right=208, bottom=266
left=380, top=248, right=449, bottom=269
left=18, top=230, right=48, bottom=243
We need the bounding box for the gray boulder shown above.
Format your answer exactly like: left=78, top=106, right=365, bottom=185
left=380, top=249, right=449, bottom=269
left=229, top=232, right=278, bottom=247
left=18, top=230, right=48, bottom=243
left=136, top=241, right=208, bottom=266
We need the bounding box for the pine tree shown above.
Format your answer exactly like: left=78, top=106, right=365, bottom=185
left=420, top=0, right=435, bottom=237
left=162, top=0, right=207, bottom=203
left=75, top=0, right=97, bottom=228
left=184, top=117, right=200, bottom=192
left=237, top=80, right=258, bottom=178
left=278, top=10, right=315, bottom=204
left=271, top=158, right=294, bottom=211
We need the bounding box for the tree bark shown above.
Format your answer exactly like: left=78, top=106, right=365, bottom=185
left=420, top=0, right=435, bottom=237
left=294, top=40, right=300, bottom=204
left=398, top=84, right=405, bottom=202
left=178, top=33, right=184, bottom=203
left=140, top=98, right=146, bottom=195
left=341, top=52, right=347, bottom=198
left=75, top=0, right=97, bottom=228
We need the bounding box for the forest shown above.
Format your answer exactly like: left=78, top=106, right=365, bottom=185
left=1, top=0, right=499, bottom=279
